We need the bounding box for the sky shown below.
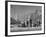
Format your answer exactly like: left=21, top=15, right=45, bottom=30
left=11, top=5, right=42, bottom=21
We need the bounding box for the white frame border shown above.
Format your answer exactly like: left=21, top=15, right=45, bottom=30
left=8, top=2, right=44, bottom=35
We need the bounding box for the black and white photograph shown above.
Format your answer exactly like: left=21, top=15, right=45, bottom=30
left=10, top=5, right=42, bottom=32
left=7, top=1, right=45, bottom=35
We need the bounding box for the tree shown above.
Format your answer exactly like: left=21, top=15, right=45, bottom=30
left=30, top=10, right=42, bottom=27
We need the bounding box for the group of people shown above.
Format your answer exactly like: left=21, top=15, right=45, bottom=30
left=11, top=15, right=41, bottom=27
left=18, top=17, right=32, bottom=27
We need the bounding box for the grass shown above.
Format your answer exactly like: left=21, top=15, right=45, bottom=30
left=10, top=25, right=42, bottom=32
